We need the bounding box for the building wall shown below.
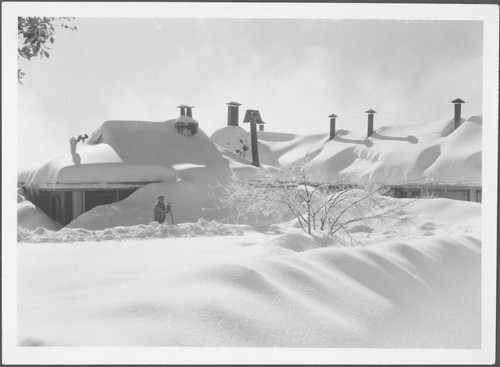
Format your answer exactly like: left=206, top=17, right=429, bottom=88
left=392, top=185, right=481, bottom=203
left=428, top=188, right=470, bottom=201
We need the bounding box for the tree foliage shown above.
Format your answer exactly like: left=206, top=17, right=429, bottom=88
left=212, top=160, right=416, bottom=243
left=18, top=17, right=76, bottom=83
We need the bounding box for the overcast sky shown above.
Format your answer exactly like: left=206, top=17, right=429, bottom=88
left=18, top=18, right=483, bottom=169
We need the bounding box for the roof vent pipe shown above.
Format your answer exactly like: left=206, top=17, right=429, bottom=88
left=328, top=114, right=337, bottom=140
left=452, top=98, right=465, bottom=130
left=365, top=109, right=376, bottom=137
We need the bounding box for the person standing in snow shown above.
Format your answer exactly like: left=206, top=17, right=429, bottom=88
left=154, top=195, right=171, bottom=224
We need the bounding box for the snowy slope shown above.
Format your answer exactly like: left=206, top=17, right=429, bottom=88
left=211, top=115, right=482, bottom=185
left=17, top=198, right=480, bottom=347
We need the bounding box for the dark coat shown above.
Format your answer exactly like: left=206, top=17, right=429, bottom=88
left=154, top=202, right=170, bottom=223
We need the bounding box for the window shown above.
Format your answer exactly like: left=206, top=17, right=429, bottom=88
left=84, top=191, right=117, bottom=212
left=118, top=188, right=137, bottom=201
left=431, top=189, right=470, bottom=201
left=64, top=191, right=73, bottom=225
left=84, top=188, right=139, bottom=212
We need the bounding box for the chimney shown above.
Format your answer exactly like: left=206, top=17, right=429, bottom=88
left=243, top=109, right=265, bottom=167
left=451, top=98, right=465, bottom=130
left=69, top=137, right=77, bottom=155
left=177, top=104, right=194, bottom=117
left=365, top=109, right=376, bottom=137
left=227, top=102, right=241, bottom=127
left=328, top=113, right=337, bottom=140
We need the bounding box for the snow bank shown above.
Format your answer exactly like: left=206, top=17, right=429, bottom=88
left=256, top=230, right=339, bottom=252
left=18, top=218, right=249, bottom=243
left=66, top=170, right=229, bottom=230
left=17, top=198, right=480, bottom=347
left=211, top=115, right=482, bottom=185
left=17, top=200, right=62, bottom=232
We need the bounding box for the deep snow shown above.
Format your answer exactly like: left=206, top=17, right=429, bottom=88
left=212, top=115, right=482, bottom=185
left=17, top=198, right=481, bottom=347
left=19, top=119, right=233, bottom=230
left=17, top=114, right=481, bottom=231
left=18, top=218, right=250, bottom=243
left=15, top=114, right=483, bottom=349
left=17, top=198, right=62, bottom=232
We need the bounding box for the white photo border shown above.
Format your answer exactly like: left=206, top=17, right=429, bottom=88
left=2, top=2, right=498, bottom=365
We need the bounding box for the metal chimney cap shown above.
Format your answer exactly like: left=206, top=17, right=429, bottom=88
left=451, top=98, right=465, bottom=104
left=226, top=101, right=242, bottom=106
left=243, top=109, right=265, bottom=124
left=177, top=104, right=195, bottom=108
left=328, top=113, right=338, bottom=118
left=365, top=109, right=377, bottom=114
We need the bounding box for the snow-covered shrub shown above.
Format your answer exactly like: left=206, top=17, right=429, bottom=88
left=212, top=158, right=416, bottom=241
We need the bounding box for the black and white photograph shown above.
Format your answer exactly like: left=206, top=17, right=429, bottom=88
left=2, top=2, right=498, bottom=365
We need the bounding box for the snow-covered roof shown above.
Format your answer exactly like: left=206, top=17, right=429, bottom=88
left=19, top=119, right=228, bottom=189
left=212, top=114, right=482, bottom=186
left=20, top=113, right=482, bottom=191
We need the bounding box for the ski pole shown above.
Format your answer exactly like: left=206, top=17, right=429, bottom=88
left=169, top=205, right=175, bottom=225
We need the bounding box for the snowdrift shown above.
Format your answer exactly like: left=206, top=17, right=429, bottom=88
left=65, top=178, right=228, bottom=230
left=17, top=198, right=481, bottom=347
left=17, top=199, right=62, bottom=232
left=211, top=115, right=482, bottom=185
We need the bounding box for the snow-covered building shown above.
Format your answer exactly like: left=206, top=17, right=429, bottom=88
left=211, top=114, right=483, bottom=203
left=18, top=111, right=230, bottom=226
left=18, top=106, right=482, bottom=228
